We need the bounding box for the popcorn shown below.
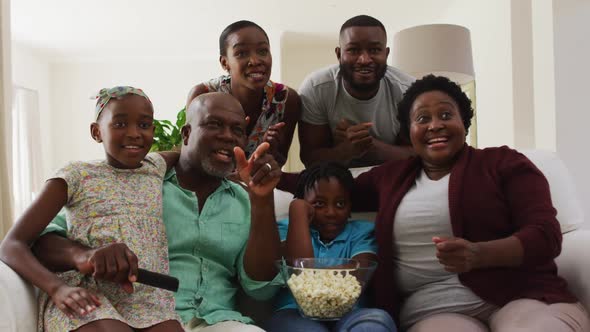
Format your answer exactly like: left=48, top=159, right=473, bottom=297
left=287, top=268, right=362, bottom=318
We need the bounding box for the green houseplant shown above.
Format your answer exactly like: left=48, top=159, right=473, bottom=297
left=150, top=107, right=186, bottom=152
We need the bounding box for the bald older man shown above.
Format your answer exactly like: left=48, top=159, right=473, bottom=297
left=33, top=92, right=283, bottom=332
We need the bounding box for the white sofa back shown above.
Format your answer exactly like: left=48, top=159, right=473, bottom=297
left=521, top=149, right=584, bottom=233
left=275, top=149, right=585, bottom=234
left=0, top=259, right=37, bottom=331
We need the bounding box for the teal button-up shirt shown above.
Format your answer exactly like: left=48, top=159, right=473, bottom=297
left=44, top=169, right=282, bottom=325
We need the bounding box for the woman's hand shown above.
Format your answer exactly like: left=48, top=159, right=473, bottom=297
left=51, top=284, right=101, bottom=319
left=263, top=122, right=285, bottom=150
left=263, top=122, right=287, bottom=165
left=433, top=236, right=482, bottom=273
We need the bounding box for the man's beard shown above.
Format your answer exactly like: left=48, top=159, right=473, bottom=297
left=339, top=63, right=387, bottom=93
left=201, top=158, right=235, bottom=178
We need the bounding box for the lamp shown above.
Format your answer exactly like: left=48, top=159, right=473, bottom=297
left=392, top=24, right=475, bottom=85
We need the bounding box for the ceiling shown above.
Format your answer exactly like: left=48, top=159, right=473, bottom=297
left=10, top=0, right=454, bottom=61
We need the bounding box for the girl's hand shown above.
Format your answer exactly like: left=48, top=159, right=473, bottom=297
left=51, top=284, right=101, bottom=319
left=433, top=236, right=482, bottom=273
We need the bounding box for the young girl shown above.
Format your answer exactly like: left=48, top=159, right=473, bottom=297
left=264, top=162, right=397, bottom=332
left=0, top=86, right=183, bottom=331
left=186, top=20, right=301, bottom=165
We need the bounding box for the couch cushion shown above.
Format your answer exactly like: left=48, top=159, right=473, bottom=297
left=520, top=149, right=584, bottom=233
left=0, top=260, right=38, bottom=332
left=274, top=188, right=293, bottom=221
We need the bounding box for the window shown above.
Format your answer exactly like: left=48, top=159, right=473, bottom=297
left=11, top=86, right=43, bottom=220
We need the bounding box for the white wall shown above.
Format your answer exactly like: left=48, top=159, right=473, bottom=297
left=1, top=0, right=16, bottom=236
left=49, top=58, right=221, bottom=171
left=511, top=0, right=535, bottom=149
left=532, top=0, right=557, bottom=151
left=280, top=32, right=338, bottom=171
left=553, top=0, right=590, bottom=224
left=11, top=44, right=53, bottom=178
left=436, top=0, right=515, bottom=148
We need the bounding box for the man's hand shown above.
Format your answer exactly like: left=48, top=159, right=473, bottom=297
left=333, top=118, right=351, bottom=144
left=433, top=236, right=482, bottom=273
left=234, top=142, right=281, bottom=197
left=333, top=119, right=374, bottom=159
left=75, top=243, right=139, bottom=294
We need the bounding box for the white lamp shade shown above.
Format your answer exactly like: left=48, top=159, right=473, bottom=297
left=392, top=24, right=474, bottom=85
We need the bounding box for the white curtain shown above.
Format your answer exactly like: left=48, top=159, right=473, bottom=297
left=1, top=0, right=15, bottom=240
left=11, top=87, right=43, bottom=219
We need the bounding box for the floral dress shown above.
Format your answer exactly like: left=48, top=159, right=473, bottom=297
left=203, top=75, right=289, bottom=156
left=38, top=153, right=179, bottom=331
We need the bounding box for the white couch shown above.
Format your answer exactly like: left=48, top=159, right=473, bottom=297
left=1, top=149, right=589, bottom=331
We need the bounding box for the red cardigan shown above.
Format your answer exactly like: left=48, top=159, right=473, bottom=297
left=353, top=145, right=577, bottom=320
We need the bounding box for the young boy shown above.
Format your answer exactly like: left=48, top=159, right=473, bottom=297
left=264, top=162, right=397, bottom=332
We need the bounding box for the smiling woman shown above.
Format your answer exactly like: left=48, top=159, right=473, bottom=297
left=350, top=75, right=590, bottom=332
left=185, top=20, right=301, bottom=166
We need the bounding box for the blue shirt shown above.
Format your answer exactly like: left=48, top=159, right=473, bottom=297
left=275, top=219, right=377, bottom=311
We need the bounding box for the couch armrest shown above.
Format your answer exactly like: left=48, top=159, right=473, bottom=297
left=0, top=260, right=37, bottom=331
left=555, top=229, right=590, bottom=309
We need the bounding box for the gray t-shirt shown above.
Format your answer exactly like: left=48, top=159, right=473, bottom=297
left=394, top=171, right=490, bottom=330
left=299, top=64, right=414, bottom=145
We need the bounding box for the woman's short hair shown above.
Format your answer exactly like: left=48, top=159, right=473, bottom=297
left=219, top=20, right=269, bottom=56
left=294, top=162, right=354, bottom=199
left=397, top=74, right=474, bottom=142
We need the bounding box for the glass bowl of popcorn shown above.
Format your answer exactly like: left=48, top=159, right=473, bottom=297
left=277, top=257, right=378, bottom=320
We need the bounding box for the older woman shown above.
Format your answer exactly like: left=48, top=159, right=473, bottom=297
left=352, top=75, right=589, bottom=331
left=186, top=20, right=301, bottom=166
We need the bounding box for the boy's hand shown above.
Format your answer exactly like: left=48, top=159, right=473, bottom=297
left=51, top=284, right=101, bottom=319
left=289, top=199, right=315, bottom=225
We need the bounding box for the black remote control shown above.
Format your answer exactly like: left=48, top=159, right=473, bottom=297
left=136, top=268, right=179, bottom=292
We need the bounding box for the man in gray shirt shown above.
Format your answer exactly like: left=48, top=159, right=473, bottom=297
left=299, top=15, right=415, bottom=167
